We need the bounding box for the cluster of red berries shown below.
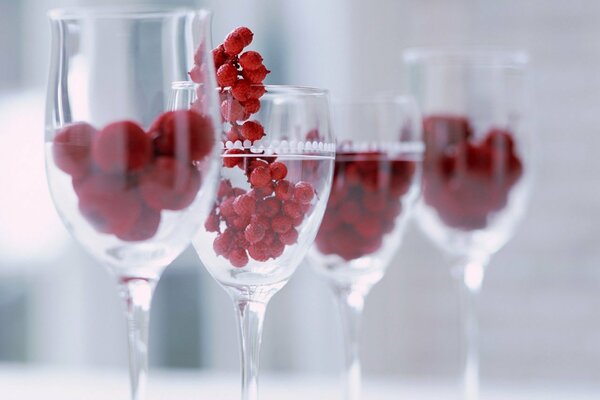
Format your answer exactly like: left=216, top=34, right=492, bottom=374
left=52, top=110, right=215, bottom=241
left=189, top=26, right=270, bottom=145
left=194, top=26, right=318, bottom=268
left=315, top=153, right=415, bottom=261
left=205, top=159, right=315, bottom=268
left=422, top=115, right=523, bottom=230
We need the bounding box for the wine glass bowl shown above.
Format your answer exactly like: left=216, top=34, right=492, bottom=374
left=307, top=96, right=423, bottom=400
left=44, top=7, right=220, bottom=400
left=193, top=86, right=335, bottom=291
left=403, top=48, right=532, bottom=400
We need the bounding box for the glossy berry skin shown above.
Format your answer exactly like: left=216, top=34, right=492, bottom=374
left=239, top=51, right=263, bottom=70
left=92, top=120, right=151, bottom=174
left=150, top=110, right=215, bottom=164
left=53, top=122, right=97, bottom=179
left=76, top=174, right=142, bottom=236
left=138, top=157, right=201, bottom=211
left=241, top=121, right=265, bottom=141
left=242, top=66, right=269, bottom=84
left=233, top=27, right=254, bottom=46
left=216, top=63, right=239, bottom=87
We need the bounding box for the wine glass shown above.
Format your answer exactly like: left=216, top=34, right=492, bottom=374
left=45, top=7, right=220, bottom=400
left=403, top=48, right=532, bottom=400
left=308, top=96, right=423, bottom=400
left=191, top=85, right=335, bottom=400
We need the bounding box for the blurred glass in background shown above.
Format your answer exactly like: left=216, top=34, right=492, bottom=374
left=1, top=0, right=600, bottom=389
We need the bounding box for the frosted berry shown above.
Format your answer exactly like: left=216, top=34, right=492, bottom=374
left=212, top=45, right=228, bottom=69
left=233, top=194, right=256, bottom=216
left=226, top=126, right=242, bottom=142
left=279, top=228, right=298, bottom=245
left=242, top=66, right=269, bottom=84
left=293, top=181, right=314, bottom=204
left=274, top=180, right=294, bottom=200
left=219, top=197, right=236, bottom=218
left=223, top=149, right=245, bottom=168
left=92, top=120, right=151, bottom=174
left=188, top=64, right=205, bottom=83
left=239, top=51, right=263, bottom=70
left=269, top=240, right=285, bottom=258
left=269, top=162, right=287, bottom=180
left=232, top=79, right=252, bottom=102
left=271, top=214, right=292, bottom=234
left=250, top=166, right=272, bottom=187
left=244, top=222, right=266, bottom=244
left=233, top=27, right=254, bottom=47
left=217, top=180, right=233, bottom=198
left=220, top=99, right=247, bottom=123
left=241, top=99, right=260, bottom=114
left=283, top=201, right=302, bottom=219
left=241, top=121, right=265, bottom=141
left=204, top=211, right=220, bottom=233
left=229, top=247, right=249, bottom=268
left=53, top=122, right=96, bottom=179
left=248, top=84, right=266, bottom=100
left=223, top=30, right=245, bottom=56
left=216, top=63, right=239, bottom=87
left=248, top=243, right=269, bottom=262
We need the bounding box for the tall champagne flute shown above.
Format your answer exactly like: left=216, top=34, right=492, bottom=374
left=192, top=85, right=334, bottom=400
left=403, top=48, right=532, bottom=400
left=45, top=7, right=220, bottom=400
left=308, top=97, right=423, bottom=400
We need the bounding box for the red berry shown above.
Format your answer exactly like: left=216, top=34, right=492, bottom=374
left=223, top=149, right=245, bottom=168
left=283, top=201, right=302, bottom=219
left=241, top=99, right=261, bottom=114
left=231, top=215, right=251, bottom=230
left=204, top=211, right=220, bottom=232
left=223, top=31, right=245, bottom=56
left=244, top=222, right=266, bottom=244
left=354, top=218, right=382, bottom=238
left=139, top=157, right=202, bottom=211
left=269, top=162, right=287, bottom=180
left=217, top=179, right=233, bottom=198
left=188, top=64, right=205, bottom=83
left=250, top=166, right=272, bottom=187
left=232, top=79, right=252, bottom=102
left=294, top=181, right=314, bottom=204
left=248, top=242, right=269, bottom=262
left=53, top=122, right=96, bottom=179
left=212, top=45, right=228, bottom=68
left=242, top=65, right=269, bottom=84
left=233, top=27, right=254, bottom=46
left=233, top=194, right=256, bottom=216
left=279, top=228, right=298, bottom=245
left=77, top=174, right=142, bottom=236
left=92, top=120, right=151, bottom=174
left=150, top=110, right=215, bottom=164
left=271, top=214, right=292, bottom=234
left=229, top=247, right=249, bottom=268
left=220, top=99, right=247, bottom=123
left=258, top=197, right=281, bottom=217
left=225, top=126, right=242, bottom=142
left=219, top=197, right=236, bottom=218
left=275, top=180, right=294, bottom=200
left=241, top=120, right=265, bottom=141
left=248, top=84, right=266, bottom=100
left=116, top=206, right=161, bottom=242
left=239, top=51, right=263, bottom=70
left=216, top=63, right=239, bottom=87
left=269, top=240, right=285, bottom=258
left=213, top=229, right=234, bottom=256
left=339, top=200, right=361, bottom=225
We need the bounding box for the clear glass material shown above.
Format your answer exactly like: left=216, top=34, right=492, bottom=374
left=191, top=85, right=335, bottom=400
left=45, top=7, right=220, bottom=400
left=403, top=48, right=532, bottom=400
left=309, top=96, right=423, bottom=400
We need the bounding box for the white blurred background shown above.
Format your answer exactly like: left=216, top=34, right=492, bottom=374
left=1, top=0, right=599, bottom=391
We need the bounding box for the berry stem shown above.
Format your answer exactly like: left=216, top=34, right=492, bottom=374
left=333, top=285, right=367, bottom=400
left=453, top=254, right=488, bottom=400
left=229, top=287, right=276, bottom=400
left=118, top=277, right=157, bottom=400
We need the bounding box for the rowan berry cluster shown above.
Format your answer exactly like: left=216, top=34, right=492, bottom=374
left=52, top=110, right=215, bottom=241
left=315, top=154, right=415, bottom=261
left=422, top=115, right=523, bottom=230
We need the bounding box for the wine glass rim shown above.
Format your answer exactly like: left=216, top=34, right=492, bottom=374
left=172, top=81, right=328, bottom=96
left=330, top=93, right=416, bottom=106
left=402, top=46, right=529, bottom=67
left=47, top=6, right=211, bottom=20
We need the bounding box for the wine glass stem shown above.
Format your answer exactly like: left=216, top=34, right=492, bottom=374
left=334, top=287, right=365, bottom=400
left=456, top=260, right=485, bottom=400
left=118, top=278, right=157, bottom=400
left=234, top=297, right=268, bottom=400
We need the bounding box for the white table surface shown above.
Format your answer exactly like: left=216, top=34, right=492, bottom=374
left=0, top=365, right=598, bottom=400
